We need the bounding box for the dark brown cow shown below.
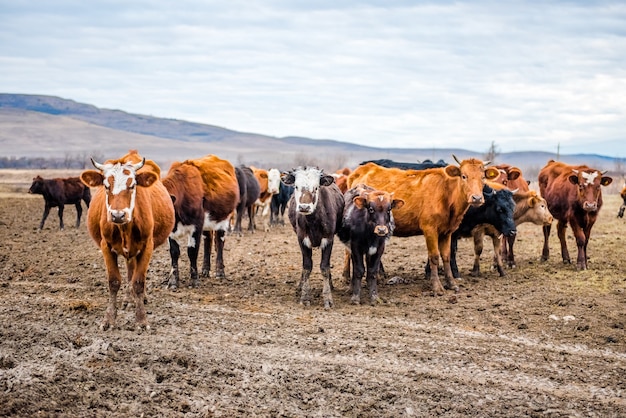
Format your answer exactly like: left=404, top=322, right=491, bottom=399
left=233, top=165, right=260, bottom=234
left=28, top=176, right=91, bottom=230
left=80, top=150, right=175, bottom=330
left=283, top=166, right=344, bottom=308
left=185, top=155, right=240, bottom=279
left=347, top=157, right=499, bottom=295
left=618, top=185, right=626, bottom=218
left=338, top=184, right=404, bottom=305
left=162, top=161, right=206, bottom=289
left=538, top=160, right=612, bottom=270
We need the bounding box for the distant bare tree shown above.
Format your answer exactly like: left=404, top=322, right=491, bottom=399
left=484, top=141, right=500, bottom=163
left=292, top=152, right=320, bottom=169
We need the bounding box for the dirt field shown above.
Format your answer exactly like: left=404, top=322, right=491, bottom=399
left=1, top=172, right=625, bottom=417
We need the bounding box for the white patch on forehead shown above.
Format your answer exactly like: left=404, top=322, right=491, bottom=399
left=581, top=171, right=599, bottom=185
left=267, top=168, right=281, bottom=192
left=104, top=163, right=136, bottom=195
left=294, top=168, right=322, bottom=189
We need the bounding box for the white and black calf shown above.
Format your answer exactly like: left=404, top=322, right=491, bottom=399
left=338, top=184, right=404, bottom=305
left=284, top=167, right=344, bottom=308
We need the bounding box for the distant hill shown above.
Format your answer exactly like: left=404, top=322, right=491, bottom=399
left=0, top=93, right=623, bottom=181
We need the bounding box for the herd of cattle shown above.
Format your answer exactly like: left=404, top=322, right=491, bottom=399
left=26, top=150, right=618, bottom=330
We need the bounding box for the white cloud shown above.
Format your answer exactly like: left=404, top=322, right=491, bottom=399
left=0, top=0, right=625, bottom=155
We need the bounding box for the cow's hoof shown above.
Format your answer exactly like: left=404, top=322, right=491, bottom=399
left=350, top=295, right=360, bottom=305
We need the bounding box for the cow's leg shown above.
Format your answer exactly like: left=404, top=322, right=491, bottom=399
left=424, top=232, right=445, bottom=296
left=100, top=244, right=121, bottom=331
left=571, top=222, right=588, bottom=270
left=201, top=230, right=212, bottom=277
left=75, top=202, right=83, bottom=228
left=450, top=236, right=461, bottom=278
left=367, top=248, right=384, bottom=305
left=167, top=237, right=181, bottom=290
left=247, top=205, right=255, bottom=232
left=214, top=229, right=226, bottom=279
left=541, top=223, right=551, bottom=262
left=187, top=229, right=202, bottom=287
left=132, top=245, right=153, bottom=330
left=470, top=233, right=484, bottom=277
left=556, top=220, right=570, bottom=264
left=320, top=239, right=334, bottom=309
left=491, top=233, right=506, bottom=277
left=298, top=241, right=314, bottom=306
left=57, top=204, right=65, bottom=230
left=38, top=203, right=52, bottom=230
left=342, top=249, right=351, bottom=284
left=439, top=233, right=458, bottom=292
left=350, top=247, right=365, bottom=305
left=505, top=235, right=517, bottom=268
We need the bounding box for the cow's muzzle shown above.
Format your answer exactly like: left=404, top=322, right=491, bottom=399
left=469, top=194, right=484, bottom=206
left=583, top=201, right=598, bottom=212
left=109, top=210, right=128, bottom=224
left=374, top=225, right=389, bottom=236
left=297, top=205, right=313, bottom=214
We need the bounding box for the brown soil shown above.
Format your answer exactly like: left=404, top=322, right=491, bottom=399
left=1, top=189, right=625, bottom=417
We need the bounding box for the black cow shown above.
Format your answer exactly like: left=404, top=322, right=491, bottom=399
left=426, top=183, right=517, bottom=279
left=338, top=184, right=404, bottom=305
left=233, top=165, right=261, bottom=234
left=283, top=166, right=344, bottom=309
left=359, top=159, right=448, bottom=170
left=28, top=175, right=91, bottom=230
left=270, top=180, right=294, bottom=226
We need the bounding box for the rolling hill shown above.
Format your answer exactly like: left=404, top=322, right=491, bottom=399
left=0, top=93, right=622, bottom=180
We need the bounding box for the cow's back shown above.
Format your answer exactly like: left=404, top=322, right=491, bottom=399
left=538, top=161, right=577, bottom=220
left=186, top=155, right=239, bottom=220
left=347, top=163, right=458, bottom=237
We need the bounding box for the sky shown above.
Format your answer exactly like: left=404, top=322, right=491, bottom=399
left=1, top=0, right=625, bottom=155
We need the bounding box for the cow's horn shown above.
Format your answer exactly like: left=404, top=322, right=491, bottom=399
left=91, top=158, right=106, bottom=171
left=131, top=158, right=145, bottom=171
left=483, top=160, right=491, bottom=166
left=453, top=154, right=461, bottom=164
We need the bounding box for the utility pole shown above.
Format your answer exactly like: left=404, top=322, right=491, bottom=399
left=556, top=143, right=560, bottom=160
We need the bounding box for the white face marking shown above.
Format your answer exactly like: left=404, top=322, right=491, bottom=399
left=293, top=168, right=323, bottom=214
left=302, top=236, right=312, bottom=249
left=267, top=168, right=281, bottom=194
left=102, top=162, right=138, bottom=223
left=581, top=171, right=599, bottom=186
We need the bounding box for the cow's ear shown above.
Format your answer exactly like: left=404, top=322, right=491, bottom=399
left=320, top=174, right=335, bottom=186
left=528, top=196, right=539, bottom=208
left=281, top=172, right=295, bottom=186
left=444, top=165, right=461, bottom=178
left=601, top=176, right=613, bottom=186
left=136, top=172, right=158, bottom=188
left=80, top=171, right=103, bottom=188
left=170, top=194, right=177, bottom=205
left=508, top=168, right=522, bottom=181
left=392, top=199, right=405, bottom=210
left=353, top=196, right=366, bottom=209
left=485, top=167, right=500, bottom=180
left=260, top=172, right=268, bottom=179
left=568, top=174, right=579, bottom=185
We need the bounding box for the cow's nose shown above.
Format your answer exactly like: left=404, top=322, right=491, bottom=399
left=470, top=195, right=483, bottom=206
left=583, top=202, right=597, bottom=211
left=374, top=225, right=388, bottom=236
left=297, top=205, right=312, bottom=214
left=110, top=210, right=126, bottom=223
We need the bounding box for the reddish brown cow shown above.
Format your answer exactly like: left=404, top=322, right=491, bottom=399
left=333, top=167, right=352, bottom=194
left=538, top=160, right=612, bottom=270
left=185, top=155, right=239, bottom=279
left=492, top=164, right=530, bottom=192
left=80, top=150, right=175, bottom=330
left=347, top=157, right=499, bottom=295
left=29, top=176, right=91, bottom=230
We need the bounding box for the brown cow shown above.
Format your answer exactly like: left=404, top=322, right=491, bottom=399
left=538, top=160, right=612, bottom=270
left=185, top=155, right=239, bottom=279
left=80, top=150, right=175, bottom=330
left=333, top=167, right=352, bottom=194
left=618, top=185, right=626, bottom=218
left=29, top=176, right=91, bottom=230
left=252, top=167, right=280, bottom=231
left=492, top=164, right=530, bottom=192
left=347, top=157, right=499, bottom=295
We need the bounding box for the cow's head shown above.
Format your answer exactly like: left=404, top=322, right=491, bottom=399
left=568, top=169, right=612, bottom=212
left=28, top=175, right=45, bottom=194
left=267, top=168, right=281, bottom=195
left=281, top=166, right=334, bottom=215
left=526, top=192, right=554, bottom=225
left=353, top=189, right=405, bottom=237
left=81, top=157, right=157, bottom=224
left=481, top=185, right=517, bottom=237
left=448, top=156, right=499, bottom=207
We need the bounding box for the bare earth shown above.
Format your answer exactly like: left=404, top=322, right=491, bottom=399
left=1, top=189, right=625, bottom=417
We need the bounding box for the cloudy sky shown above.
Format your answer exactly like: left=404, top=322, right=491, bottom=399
left=1, top=0, right=625, bottom=155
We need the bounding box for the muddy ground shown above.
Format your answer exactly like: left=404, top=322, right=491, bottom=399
left=1, top=179, right=625, bottom=417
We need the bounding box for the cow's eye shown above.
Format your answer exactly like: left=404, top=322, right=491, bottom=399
left=462, top=174, right=468, bottom=180
left=368, top=207, right=374, bottom=214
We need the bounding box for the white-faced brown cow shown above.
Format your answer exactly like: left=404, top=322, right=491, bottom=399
left=347, top=157, right=499, bottom=295
left=252, top=167, right=281, bottom=232
left=283, top=166, right=344, bottom=308
left=80, top=150, right=175, bottom=330
left=338, top=184, right=404, bottom=305
left=538, top=160, right=612, bottom=270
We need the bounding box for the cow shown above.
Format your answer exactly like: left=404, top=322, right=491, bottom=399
left=270, top=180, right=294, bottom=226
left=433, top=183, right=517, bottom=279
left=473, top=190, right=554, bottom=269
left=283, top=166, right=344, bottom=308
left=28, top=175, right=91, bottom=230
left=161, top=161, right=206, bottom=289
left=491, top=164, right=530, bottom=191
left=346, top=157, right=499, bottom=295
left=333, top=167, right=352, bottom=194
left=359, top=159, right=448, bottom=170
left=80, top=150, right=175, bottom=330
left=233, top=165, right=261, bottom=234
left=252, top=167, right=280, bottom=231
left=338, top=184, right=404, bottom=305
left=184, top=155, right=240, bottom=279
left=538, top=160, right=612, bottom=270
left=618, top=185, right=626, bottom=218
